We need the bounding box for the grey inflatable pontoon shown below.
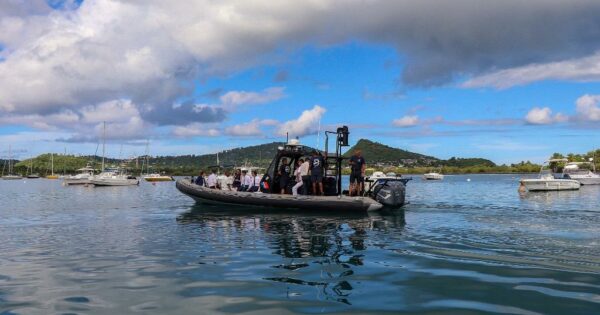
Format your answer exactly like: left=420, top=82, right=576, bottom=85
left=176, top=126, right=408, bottom=212
left=176, top=179, right=384, bottom=212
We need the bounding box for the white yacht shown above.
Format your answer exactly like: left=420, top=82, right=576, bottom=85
left=562, top=160, right=600, bottom=185
left=90, top=122, right=139, bottom=187
left=520, top=159, right=580, bottom=191
left=91, top=168, right=139, bottom=186
left=423, top=171, right=444, bottom=180
left=63, top=165, right=96, bottom=185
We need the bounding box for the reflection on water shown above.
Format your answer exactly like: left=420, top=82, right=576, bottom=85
left=0, top=175, right=599, bottom=314
left=176, top=208, right=405, bottom=306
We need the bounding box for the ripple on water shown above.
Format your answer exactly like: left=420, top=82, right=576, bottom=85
left=0, top=175, right=599, bottom=314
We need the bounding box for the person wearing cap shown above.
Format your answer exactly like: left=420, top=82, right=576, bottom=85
left=278, top=158, right=291, bottom=194
left=349, top=149, right=366, bottom=196
left=309, top=150, right=325, bottom=195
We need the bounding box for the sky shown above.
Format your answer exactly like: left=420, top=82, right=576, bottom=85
left=1, top=0, right=600, bottom=164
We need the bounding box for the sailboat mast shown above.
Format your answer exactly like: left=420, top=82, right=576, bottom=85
left=8, top=144, right=12, bottom=174
left=102, top=121, right=106, bottom=172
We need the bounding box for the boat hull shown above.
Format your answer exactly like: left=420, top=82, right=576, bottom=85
left=91, top=178, right=139, bottom=186
left=423, top=174, right=443, bottom=180
left=520, top=179, right=581, bottom=191
left=176, top=179, right=384, bottom=212
left=2, top=175, right=22, bottom=180
left=64, top=178, right=92, bottom=185
left=577, top=177, right=600, bottom=185
left=144, top=176, right=174, bottom=182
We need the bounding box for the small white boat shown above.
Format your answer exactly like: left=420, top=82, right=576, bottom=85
left=562, top=161, right=600, bottom=185
left=91, top=169, right=139, bottom=186
left=423, top=171, right=444, bottom=180
left=64, top=165, right=96, bottom=185
left=520, top=159, right=580, bottom=191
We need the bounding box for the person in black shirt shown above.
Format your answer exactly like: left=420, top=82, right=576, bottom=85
left=194, top=171, right=206, bottom=187
left=349, top=149, right=366, bottom=196
left=278, top=158, right=291, bottom=194
left=309, top=150, right=325, bottom=195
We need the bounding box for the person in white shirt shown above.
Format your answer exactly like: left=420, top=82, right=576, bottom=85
left=240, top=170, right=253, bottom=191
left=292, top=158, right=309, bottom=196
left=207, top=169, right=218, bottom=189
left=248, top=170, right=262, bottom=192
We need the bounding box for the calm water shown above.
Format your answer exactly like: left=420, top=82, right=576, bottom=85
left=1, top=174, right=599, bottom=314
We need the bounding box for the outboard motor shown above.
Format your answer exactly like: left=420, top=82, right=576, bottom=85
left=372, top=180, right=406, bottom=208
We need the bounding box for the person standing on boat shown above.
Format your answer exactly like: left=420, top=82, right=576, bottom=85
left=207, top=169, right=218, bottom=189
left=279, top=158, right=291, bottom=194
left=194, top=171, right=206, bottom=186
left=349, top=149, right=366, bottom=196
left=310, top=150, right=325, bottom=196
left=292, top=158, right=308, bottom=196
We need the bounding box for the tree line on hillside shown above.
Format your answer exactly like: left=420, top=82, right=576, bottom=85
left=5, top=143, right=598, bottom=176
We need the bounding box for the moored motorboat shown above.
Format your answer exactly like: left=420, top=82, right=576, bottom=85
left=520, top=159, right=580, bottom=191
left=176, top=126, right=409, bottom=212
left=423, top=171, right=444, bottom=180
left=562, top=161, right=600, bottom=185
left=91, top=169, right=139, bottom=186
left=64, top=165, right=96, bottom=185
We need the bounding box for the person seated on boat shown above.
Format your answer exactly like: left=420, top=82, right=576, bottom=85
left=239, top=170, right=250, bottom=191
left=279, top=158, right=291, bottom=194
left=232, top=169, right=241, bottom=190
left=292, top=158, right=309, bottom=196
left=223, top=171, right=234, bottom=191
left=310, top=150, right=325, bottom=195
left=194, top=171, right=206, bottom=186
left=248, top=170, right=261, bottom=192
left=207, top=169, right=218, bottom=189
left=349, top=149, right=366, bottom=196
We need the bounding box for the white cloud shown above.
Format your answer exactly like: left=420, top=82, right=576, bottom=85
left=575, top=94, right=600, bottom=121
left=172, top=123, right=221, bottom=137
left=2, top=0, right=600, bottom=118
left=463, top=52, right=600, bottom=89
left=276, top=105, right=326, bottom=137
left=219, top=87, right=285, bottom=111
left=392, top=115, right=419, bottom=127
left=224, top=120, right=263, bottom=137
left=525, top=107, right=555, bottom=125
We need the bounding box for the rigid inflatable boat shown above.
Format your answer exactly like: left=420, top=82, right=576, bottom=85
left=176, top=126, right=409, bottom=212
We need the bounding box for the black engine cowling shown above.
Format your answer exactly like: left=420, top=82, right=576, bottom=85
left=373, top=181, right=406, bottom=208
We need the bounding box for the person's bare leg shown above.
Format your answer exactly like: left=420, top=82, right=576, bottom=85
left=312, top=183, right=317, bottom=195
left=319, top=182, right=324, bottom=195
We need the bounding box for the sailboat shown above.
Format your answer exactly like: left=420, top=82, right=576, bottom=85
left=2, top=145, right=23, bottom=180
left=90, top=122, right=139, bottom=186
left=46, top=153, right=59, bottom=179
left=26, top=156, right=40, bottom=178
left=141, top=140, right=173, bottom=182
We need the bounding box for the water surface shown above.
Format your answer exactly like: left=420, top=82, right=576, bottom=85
left=1, top=174, right=599, bottom=314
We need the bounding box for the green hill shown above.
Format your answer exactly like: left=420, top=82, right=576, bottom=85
left=343, top=139, right=496, bottom=167
left=344, top=139, right=438, bottom=166
left=441, top=157, right=496, bottom=168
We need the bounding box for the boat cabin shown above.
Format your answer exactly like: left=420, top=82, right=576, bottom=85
left=260, top=126, right=350, bottom=196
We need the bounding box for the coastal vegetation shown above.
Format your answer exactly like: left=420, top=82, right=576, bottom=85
left=5, top=142, right=599, bottom=176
